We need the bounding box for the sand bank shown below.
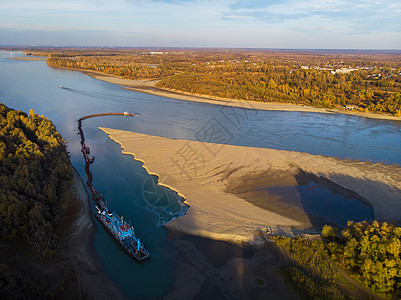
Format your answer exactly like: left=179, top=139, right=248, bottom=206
left=164, top=236, right=298, bottom=299
left=81, top=69, right=401, bottom=121
left=100, top=128, right=401, bottom=244
left=10, top=56, right=48, bottom=61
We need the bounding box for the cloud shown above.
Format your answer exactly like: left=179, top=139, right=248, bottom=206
left=135, top=0, right=197, bottom=3
left=225, top=0, right=399, bottom=22
left=0, top=0, right=399, bottom=48
left=224, top=0, right=401, bottom=34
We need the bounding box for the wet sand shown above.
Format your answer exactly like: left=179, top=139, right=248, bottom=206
left=100, top=128, right=401, bottom=244
left=81, top=70, right=401, bottom=121
left=165, top=233, right=299, bottom=300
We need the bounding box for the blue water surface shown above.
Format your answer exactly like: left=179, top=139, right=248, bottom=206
left=1, top=51, right=400, bottom=297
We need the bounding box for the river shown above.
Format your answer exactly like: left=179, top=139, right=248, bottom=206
left=1, top=51, right=400, bottom=298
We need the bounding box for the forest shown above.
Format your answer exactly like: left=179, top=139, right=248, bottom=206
left=275, top=220, right=401, bottom=299
left=0, top=103, right=72, bottom=258
left=39, top=48, right=401, bottom=116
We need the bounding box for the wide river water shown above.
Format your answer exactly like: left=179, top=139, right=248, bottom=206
left=1, top=52, right=401, bottom=298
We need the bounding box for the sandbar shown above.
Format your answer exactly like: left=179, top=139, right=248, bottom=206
left=100, top=128, right=401, bottom=244
left=10, top=56, right=48, bottom=61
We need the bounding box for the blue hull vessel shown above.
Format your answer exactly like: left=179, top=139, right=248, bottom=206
left=78, top=113, right=150, bottom=262
left=94, top=205, right=150, bottom=261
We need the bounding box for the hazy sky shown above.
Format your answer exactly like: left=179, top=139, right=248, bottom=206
left=1, top=0, right=400, bottom=49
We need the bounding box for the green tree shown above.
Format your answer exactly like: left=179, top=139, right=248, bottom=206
left=321, top=225, right=336, bottom=240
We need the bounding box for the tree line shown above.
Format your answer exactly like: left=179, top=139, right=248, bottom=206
left=275, top=220, right=401, bottom=299
left=41, top=49, right=401, bottom=116
left=0, top=103, right=73, bottom=258
left=158, top=65, right=401, bottom=116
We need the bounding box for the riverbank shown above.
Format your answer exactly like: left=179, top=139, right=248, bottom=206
left=100, top=128, right=401, bottom=244
left=0, top=167, right=128, bottom=299
left=80, top=69, right=401, bottom=122
left=53, top=168, right=128, bottom=299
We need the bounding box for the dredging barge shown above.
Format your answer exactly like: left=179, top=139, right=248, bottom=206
left=94, top=204, right=149, bottom=261
left=78, top=112, right=150, bottom=262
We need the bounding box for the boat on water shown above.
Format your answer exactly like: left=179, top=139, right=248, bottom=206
left=57, top=85, right=62, bottom=88
left=94, top=204, right=150, bottom=261
left=78, top=113, right=150, bottom=262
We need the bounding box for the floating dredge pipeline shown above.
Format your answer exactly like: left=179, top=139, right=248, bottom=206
left=77, top=112, right=150, bottom=261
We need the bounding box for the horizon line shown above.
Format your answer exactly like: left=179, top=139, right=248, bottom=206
left=1, top=45, right=401, bottom=53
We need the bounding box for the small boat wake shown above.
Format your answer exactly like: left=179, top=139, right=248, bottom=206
left=56, top=84, right=146, bottom=103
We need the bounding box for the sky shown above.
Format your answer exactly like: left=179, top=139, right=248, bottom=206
left=0, top=0, right=400, bottom=49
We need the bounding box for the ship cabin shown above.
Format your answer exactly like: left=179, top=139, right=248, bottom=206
left=118, top=223, right=133, bottom=240
left=103, top=210, right=112, bottom=224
